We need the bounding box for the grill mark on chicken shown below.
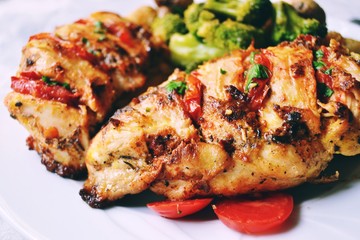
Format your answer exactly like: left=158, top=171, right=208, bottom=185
left=147, top=133, right=176, bottom=158
left=219, top=138, right=236, bottom=156
left=109, top=117, right=122, bottom=128
left=291, top=61, right=306, bottom=77
left=270, top=105, right=310, bottom=143
left=225, top=85, right=248, bottom=102
left=80, top=186, right=108, bottom=208
left=26, top=58, right=35, bottom=66
left=334, top=102, right=352, bottom=121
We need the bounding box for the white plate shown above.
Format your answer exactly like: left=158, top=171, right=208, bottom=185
left=1, top=0, right=360, bottom=239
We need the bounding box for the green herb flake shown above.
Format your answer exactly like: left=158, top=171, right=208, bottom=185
left=166, top=80, right=187, bottom=95
left=245, top=64, right=270, bottom=92
left=94, top=21, right=106, bottom=34
left=97, top=35, right=107, bottom=42
left=250, top=51, right=260, bottom=64
left=41, top=76, right=52, bottom=84
left=88, top=49, right=102, bottom=57
left=94, top=21, right=103, bottom=28
left=315, top=50, right=324, bottom=59
left=324, top=68, right=333, bottom=75
left=247, top=82, right=258, bottom=90
left=62, top=82, right=71, bottom=90
left=318, top=82, right=334, bottom=98
left=41, top=76, right=70, bottom=90
left=313, top=60, right=326, bottom=70
left=220, top=68, right=227, bottom=75
left=81, top=37, right=88, bottom=44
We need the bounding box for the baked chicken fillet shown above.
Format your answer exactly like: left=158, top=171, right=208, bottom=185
left=80, top=35, right=360, bottom=207
left=4, top=12, right=158, bottom=178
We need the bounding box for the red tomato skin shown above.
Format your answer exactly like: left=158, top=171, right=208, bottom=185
left=213, top=193, right=293, bottom=234
left=11, top=75, right=80, bottom=106
left=247, top=51, right=272, bottom=111
left=147, top=198, right=213, bottom=219
left=106, top=22, right=137, bottom=49
left=183, top=74, right=203, bottom=121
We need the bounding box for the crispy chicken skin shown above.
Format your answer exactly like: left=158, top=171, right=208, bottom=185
left=4, top=12, right=161, bottom=178
left=80, top=35, right=360, bottom=208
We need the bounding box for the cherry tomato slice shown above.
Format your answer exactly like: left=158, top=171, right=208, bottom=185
left=212, top=193, right=293, bottom=234
left=147, top=198, right=213, bottom=219
left=11, top=76, right=80, bottom=106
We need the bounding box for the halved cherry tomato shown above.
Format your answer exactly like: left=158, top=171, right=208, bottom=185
left=147, top=198, right=213, bottom=219
left=212, top=193, right=293, bottom=234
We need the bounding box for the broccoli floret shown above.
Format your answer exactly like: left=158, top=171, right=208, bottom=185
left=151, top=13, right=188, bottom=43
left=271, top=1, right=327, bottom=44
left=169, top=33, right=227, bottom=72
left=184, top=3, right=265, bottom=48
left=183, top=3, right=203, bottom=34
left=168, top=2, right=268, bottom=71
left=203, top=0, right=273, bottom=27
left=207, top=19, right=265, bottom=50
left=169, top=19, right=264, bottom=71
left=184, top=3, right=220, bottom=35
left=171, top=3, right=266, bottom=71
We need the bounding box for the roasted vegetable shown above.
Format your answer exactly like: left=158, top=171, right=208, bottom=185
left=170, top=2, right=265, bottom=71
left=203, top=0, right=273, bottom=27
left=169, top=32, right=227, bottom=72
left=207, top=19, right=265, bottom=50
left=184, top=3, right=217, bottom=35
left=151, top=12, right=188, bottom=42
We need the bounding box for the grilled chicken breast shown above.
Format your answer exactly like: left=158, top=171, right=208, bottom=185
left=80, top=35, right=360, bottom=207
left=4, top=12, right=166, bottom=178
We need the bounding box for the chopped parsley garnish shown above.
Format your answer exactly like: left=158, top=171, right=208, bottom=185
left=324, top=67, right=333, bottom=75
left=94, top=21, right=106, bottom=34
left=315, top=49, right=324, bottom=59
left=88, top=49, right=102, bottom=57
left=318, top=82, right=334, bottom=98
left=42, top=76, right=70, bottom=90
left=313, top=60, right=326, bottom=70
left=245, top=64, right=269, bottom=92
left=97, top=35, right=107, bottom=42
left=220, top=68, right=227, bottom=75
left=250, top=51, right=260, bottom=64
left=81, top=37, right=91, bottom=47
left=166, top=80, right=187, bottom=95
left=81, top=37, right=88, bottom=44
